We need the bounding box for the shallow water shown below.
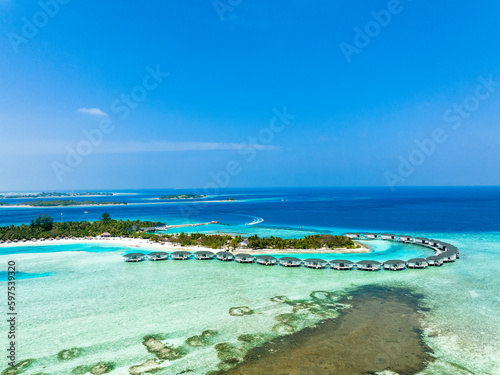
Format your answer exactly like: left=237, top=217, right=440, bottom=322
left=0, top=233, right=499, bottom=374
left=0, top=187, right=499, bottom=374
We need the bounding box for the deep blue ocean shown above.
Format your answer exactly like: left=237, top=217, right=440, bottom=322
left=1, top=187, right=499, bottom=235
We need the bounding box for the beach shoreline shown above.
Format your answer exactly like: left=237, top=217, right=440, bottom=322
left=0, top=237, right=369, bottom=254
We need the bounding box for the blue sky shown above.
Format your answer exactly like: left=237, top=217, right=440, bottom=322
left=0, top=0, right=499, bottom=191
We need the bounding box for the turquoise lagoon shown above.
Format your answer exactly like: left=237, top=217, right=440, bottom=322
left=0, top=234, right=499, bottom=375
left=1, top=187, right=500, bottom=374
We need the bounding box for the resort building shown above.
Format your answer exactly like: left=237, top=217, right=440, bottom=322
left=216, top=251, right=234, bottom=261
left=100, top=232, right=112, bottom=238
left=364, top=233, right=379, bottom=239
left=345, top=233, right=361, bottom=238
left=278, top=257, right=302, bottom=267
left=399, top=235, right=414, bottom=242
left=406, top=258, right=428, bottom=269
left=148, top=252, right=168, bottom=261
left=439, top=251, right=457, bottom=263
left=303, top=258, right=328, bottom=269
left=356, top=260, right=381, bottom=271
left=381, top=234, right=397, bottom=240
left=256, top=255, right=277, bottom=266
left=414, top=237, right=429, bottom=245
left=171, top=251, right=191, bottom=260
left=426, top=255, right=444, bottom=266
left=239, top=239, right=250, bottom=248
left=194, top=251, right=215, bottom=260
left=330, top=259, right=355, bottom=270
left=235, top=253, right=255, bottom=263
left=383, top=260, right=406, bottom=271
left=123, top=253, right=145, bottom=262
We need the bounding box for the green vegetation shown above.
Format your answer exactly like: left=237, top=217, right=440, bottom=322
left=0, top=192, right=113, bottom=199
left=158, top=194, right=206, bottom=200
left=0, top=200, right=126, bottom=207
left=100, top=212, right=112, bottom=223
left=0, top=217, right=356, bottom=250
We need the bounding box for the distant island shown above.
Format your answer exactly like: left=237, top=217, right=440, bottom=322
left=0, top=200, right=127, bottom=207
left=0, top=192, right=113, bottom=199
left=159, top=194, right=206, bottom=200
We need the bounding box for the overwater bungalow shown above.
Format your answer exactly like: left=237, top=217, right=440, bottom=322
left=432, top=240, right=447, bottom=250
left=439, top=251, right=457, bottom=263
left=399, top=235, right=413, bottom=242
left=171, top=251, right=191, bottom=260
left=406, top=258, right=428, bottom=269
left=331, top=259, right=355, bottom=270
left=278, top=257, right=302, bottom=267
left=414, top=237, right=429, bottom=245
left=345, top=233, right=361, bottom=239
left=234, top=253, right=255, bottom=263
left=426, top=255, right=444, bottom=266
left=256, top=255, right=277, bottom=266
left=445, top=245, right=460, bottom=258
left=356, top=260, right=381, bottom=271
left=123, top=253, right=145, bottom=262
left=194, top=251, right=215, bottom=260
left=303, top=258, right=328, bottom=269
left=216, top=251, right=234, bottom=261
left=364, top=233, right=379, bottom=239
left=381, top=233, right=397, bottom=240
left=148, top=252, right=168, bottom=261
left=383, top=260, right=406, bottom=271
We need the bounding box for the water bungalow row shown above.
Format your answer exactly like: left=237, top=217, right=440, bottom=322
left=345, top=233, right=460, bottom=260
left=123, top=247, right=459, bottom=271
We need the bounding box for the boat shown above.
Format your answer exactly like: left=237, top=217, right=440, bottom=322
left=83, top=211, right=89, bottom=214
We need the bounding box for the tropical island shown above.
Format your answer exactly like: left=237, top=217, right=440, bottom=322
left=0, top=215, right=359, bottom=251
left=0, top=200, right=127, bottom=207
left=159, top=194, right=206, bottom=200
left=0, top=192, right=113, bottom=199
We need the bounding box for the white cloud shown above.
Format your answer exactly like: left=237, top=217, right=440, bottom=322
left=0, top=140, right=280, bottom=156
left=77, top=108, right=108, bottom=117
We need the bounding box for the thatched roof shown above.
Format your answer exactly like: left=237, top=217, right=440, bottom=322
left=148, top=252, right=168, bottom=257
left=217, top=251, right=234, bottom=257
left=383, top=260, right=406, bottom=265
left=256, top=255, right=277, bottom=261
left=407, top=258, right=427, bottom=263
left=171, top=251, right=191, bottom=256
left=124, top=253, right=145, bottom=258
left=235, top=253, right=254, bottom=260
left=356, top=260, right=381, bottom=265
left=330, top=259, right=354, bottom=265
left=303, top=258, right=328, bottom=264
left=279, top=257, right=302, bottom=262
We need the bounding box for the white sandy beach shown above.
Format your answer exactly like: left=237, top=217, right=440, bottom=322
left=0, top=237, right=369, bottom=254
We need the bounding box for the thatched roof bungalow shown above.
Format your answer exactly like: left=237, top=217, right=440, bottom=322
left=256, top=255, right=277, bottom=266
left=330, top=259, right=355, bottom=270
left=171, top=251, right=191, bottom=260
left=399, top=235, right=413, bottom=242
left=381, top=233, right=397, bottom=240
left=383, top=260, right=406, bottom=271
left=216, top=251, right=234, bottom=261
left=356, top=260, right=381, bottom=271
left=303, top=258, right=328, bottom=269
left=234, top=253, right=255, bottom=263
left=406, top=258, right=428, bottom=269
left=148, top=252, right=168, bottom=261
left=123, top=253, right=145, bottom=262
left=426, top=255, right=443, bottom=266
left=278, top=257, right=302, bottom=267
left=364, top=233, right=379, bottom=239
left=345, top=233, right=361, bottom=238
left=194, top=251, right=215, bottom=260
